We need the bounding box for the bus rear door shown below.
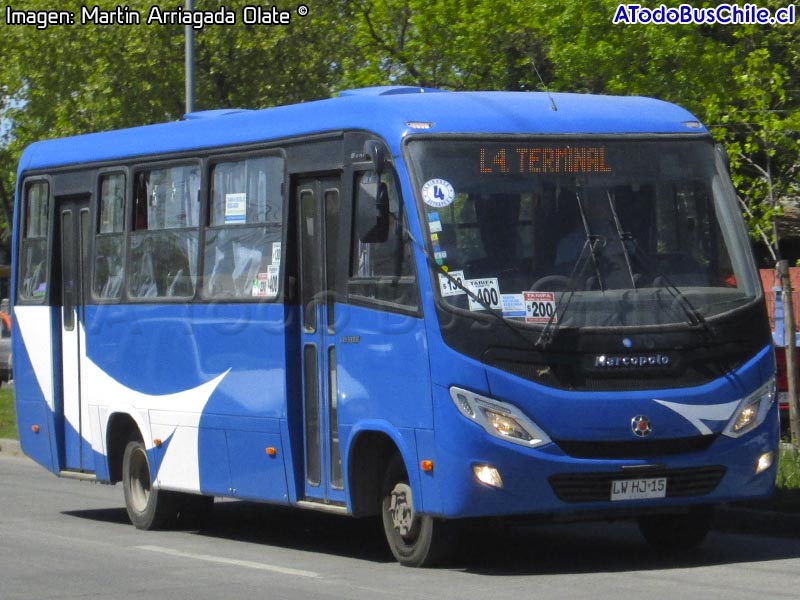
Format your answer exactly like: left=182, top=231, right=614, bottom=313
left=57, top=195, right=93, bottom=472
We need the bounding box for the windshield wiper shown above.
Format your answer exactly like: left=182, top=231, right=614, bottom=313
left=575, top=188, right=606, bottom=291
left=614, top=228, right=711, bottom=331
left=606, top=191, right=637, bottom=289
left=535, top=189, right=609, bottom=348
left=600, top=191, right=710, bottom=332
left=534, top=234, right=602, bottom=348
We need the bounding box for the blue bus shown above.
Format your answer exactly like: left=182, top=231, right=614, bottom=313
left=12, top=87, right=777, bottom=566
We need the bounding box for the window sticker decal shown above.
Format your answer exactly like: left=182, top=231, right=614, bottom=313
left=224, top=193, right=247, bottom=224
left=524, top=291, right=557, bottom=323
left=252, top=266, right=279, bottom=298
left=422, top=179, right=456, bottom=208
left=465, top=278, right=501, bottom=311
left=501, top=294, right=526, bottom=318
left=439, top=270, right=466, bottom=297
left=427, top=211, right=443, bottom=233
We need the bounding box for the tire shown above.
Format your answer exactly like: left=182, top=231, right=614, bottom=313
left=380, top=456, right=457, bottom=567
left=638, top=506, right=714, bottom=552
left=122, top=440, right=176, bottom=530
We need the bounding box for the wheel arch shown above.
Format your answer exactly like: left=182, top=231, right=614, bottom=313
left=106, top=412, right=147, bottom=484
left=346, top=421, right=418, bottom=518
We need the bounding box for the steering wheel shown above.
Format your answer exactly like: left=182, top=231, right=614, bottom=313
left=530, top=275, right=570, bottom=292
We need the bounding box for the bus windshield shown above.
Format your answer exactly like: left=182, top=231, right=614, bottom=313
left=407, top=138, right=760, bottom=329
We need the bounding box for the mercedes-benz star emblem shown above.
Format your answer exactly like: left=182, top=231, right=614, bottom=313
left=631, top=415, right=652, bottom=437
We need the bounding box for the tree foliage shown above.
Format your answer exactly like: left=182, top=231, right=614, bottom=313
left=1, top=0, right=798, bottom=257
left=339, top=0, right=546, bottom=91
left=703, top=16, right=800, bottom=257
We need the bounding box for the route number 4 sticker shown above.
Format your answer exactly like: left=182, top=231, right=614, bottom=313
left=524, top=291, right=557, bottom=323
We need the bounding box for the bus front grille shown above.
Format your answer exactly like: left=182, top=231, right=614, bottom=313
left=548, top=466, right=726, bottom=503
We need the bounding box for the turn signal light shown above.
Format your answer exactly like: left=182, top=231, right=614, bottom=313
left=420, top=460, right=434, bottom=472
left=265, top=447, right=277, bottom=457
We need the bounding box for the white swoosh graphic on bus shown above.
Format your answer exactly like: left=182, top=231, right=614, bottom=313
left=15, top=305, right=228, bottom=491
left=85, top=357, right=229, bottom=491
left=14, top=306, right=56, bottom=409
left=653, top=398, right=740, bottom=435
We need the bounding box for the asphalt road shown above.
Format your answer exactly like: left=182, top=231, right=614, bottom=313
left=2, top=452, right=800, bottom=600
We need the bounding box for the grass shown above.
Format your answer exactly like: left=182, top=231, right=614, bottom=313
left=777, top=446, right=800, bottom=490
left=0, top=387, right=16, bottom=440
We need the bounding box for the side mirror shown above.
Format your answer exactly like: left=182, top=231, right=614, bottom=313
left=356, top=174, right=390, bottom=243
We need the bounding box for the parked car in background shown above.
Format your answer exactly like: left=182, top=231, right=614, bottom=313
left=0, top=298, right=12, bottom=385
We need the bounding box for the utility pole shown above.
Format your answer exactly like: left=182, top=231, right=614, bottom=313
left=778, top=260, right=800, bottom=447
left=185, top=0, right=195, bottom=115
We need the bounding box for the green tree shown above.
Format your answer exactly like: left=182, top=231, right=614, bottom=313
left=0, top=0, right=348, bottom=235
left=535, top=0, right=799, bottom=254
left=339, top=0, right=548, bottom=91
left=702, top=22, right=800, bottom=259
left=537, top=0, right=733, bottom=113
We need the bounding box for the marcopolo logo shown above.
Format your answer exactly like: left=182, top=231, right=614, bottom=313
left=594, top=354, right=671, bottom=368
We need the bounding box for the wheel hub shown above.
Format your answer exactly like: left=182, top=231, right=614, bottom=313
left=388, top=483, right=415, bottom=536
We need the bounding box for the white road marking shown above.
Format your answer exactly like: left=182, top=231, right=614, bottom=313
left=136, top=545, right=320, bottom=578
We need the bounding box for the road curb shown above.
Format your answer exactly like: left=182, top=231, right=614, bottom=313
left=0, top=438, right=22, bottom=457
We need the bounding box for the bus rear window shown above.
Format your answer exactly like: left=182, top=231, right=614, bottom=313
left=18, top=181, right=49, bottom=302
left=94, top=173, right=126, bottom=299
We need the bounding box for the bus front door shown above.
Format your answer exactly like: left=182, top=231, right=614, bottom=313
left=296, top=177, right=345, bottom=506
left=57, top=196, right=93, bottom=472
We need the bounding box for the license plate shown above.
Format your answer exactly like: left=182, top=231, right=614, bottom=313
left=610, top=477, right=667, bottom=501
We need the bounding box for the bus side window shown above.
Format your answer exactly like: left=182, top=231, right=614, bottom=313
left=349, top=170, right=418, bottom=311
left=18, top=181, right=49, bottom=304
left=94, top=173, right=126, bottom=299
left=202, top=156, right=284, bottom=300
left=127, top=165, right=200, bottom=299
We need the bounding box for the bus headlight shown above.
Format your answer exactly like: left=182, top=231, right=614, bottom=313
left=722, top=378, right=776, bottom=438
left=449, top=387, right=551, bottom=448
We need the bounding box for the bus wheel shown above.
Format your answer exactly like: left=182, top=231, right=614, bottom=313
left=638, top=506, right=714, bottom=551
left=122, top=440, right=175, bottom=530
left=380, top=456, right=457, bottom=567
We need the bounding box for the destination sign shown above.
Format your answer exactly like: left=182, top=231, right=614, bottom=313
left=479, top=146, right=613, bottom=175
